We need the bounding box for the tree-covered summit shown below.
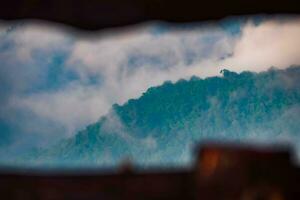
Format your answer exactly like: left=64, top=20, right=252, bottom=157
left=28, top=66, right=300, bottom=167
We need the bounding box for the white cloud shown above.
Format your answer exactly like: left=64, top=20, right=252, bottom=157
left=1, top=22, right=71, bottom=62
left=1, top=17, right=300, bottom=149
left=0, top=22, right=73, bottom=94
left=12, top=83, right=110, bottom=137
left=222, top=18, right=300, bottom=72
left=67, top=22, right=236, bottom=106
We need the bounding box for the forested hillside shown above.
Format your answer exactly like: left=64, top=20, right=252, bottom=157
left=30, top=66, right=300, bottom=167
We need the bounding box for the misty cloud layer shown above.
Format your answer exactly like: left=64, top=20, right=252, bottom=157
left=0, top=16, right=300, bottom=156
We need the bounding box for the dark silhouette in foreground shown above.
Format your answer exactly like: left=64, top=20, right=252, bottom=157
left=1, top=143, right=299, bottom=199
left=1, top=0, right=300, bottom=30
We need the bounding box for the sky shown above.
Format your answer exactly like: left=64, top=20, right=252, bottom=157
left=1, top=15, right=300, bottom=154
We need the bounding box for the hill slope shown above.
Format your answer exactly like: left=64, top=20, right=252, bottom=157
left=31, top=66, right=300, bottom=167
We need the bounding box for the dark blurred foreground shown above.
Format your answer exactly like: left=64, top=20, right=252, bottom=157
left=1, top=143, right=300, bottom=200
left=1, top=0, right=300, bottom=30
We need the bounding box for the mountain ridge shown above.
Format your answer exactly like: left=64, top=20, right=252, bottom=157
left=25, top=66, right=300, bottom=167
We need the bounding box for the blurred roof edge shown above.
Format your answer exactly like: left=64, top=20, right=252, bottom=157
left=0, top=0, right=300, bottom=30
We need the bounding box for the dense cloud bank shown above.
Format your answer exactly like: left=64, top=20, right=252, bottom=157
left=0, top=16, right=300, bottom=166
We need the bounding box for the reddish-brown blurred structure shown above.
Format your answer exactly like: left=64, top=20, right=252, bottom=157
left=1, top=143, right=300, bottom=200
